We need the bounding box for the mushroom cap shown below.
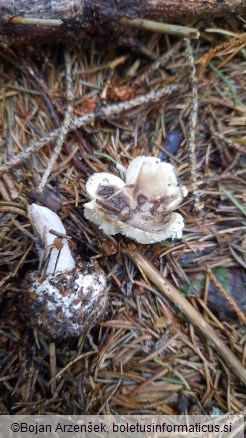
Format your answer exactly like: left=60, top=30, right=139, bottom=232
left=24, top=261, right=107, bottom=338
left=84, top=156, right=187, bottom=244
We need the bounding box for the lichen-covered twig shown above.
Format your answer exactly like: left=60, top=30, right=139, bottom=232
left=184, top=37, right=203, bottom=212
left=136, top=41, right=182, bottom=86
left=0, top=84, right=181, bottom=175
left=37, top=49, right=73, bottom=192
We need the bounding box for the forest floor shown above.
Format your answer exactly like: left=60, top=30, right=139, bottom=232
left=0, top=15, right=245, bottom=415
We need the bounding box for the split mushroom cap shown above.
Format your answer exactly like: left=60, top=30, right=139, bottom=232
left=24, top=203, right=107, bottom=338
left=84, top=156, right=187, bottom=244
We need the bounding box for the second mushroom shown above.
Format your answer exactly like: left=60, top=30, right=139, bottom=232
left=84, top=156, right=187, bottom=244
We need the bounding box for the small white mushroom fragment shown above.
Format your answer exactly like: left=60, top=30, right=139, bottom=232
left=24, top=204, right=107, bottom=338
left=84, top=156, right=187, bottom=244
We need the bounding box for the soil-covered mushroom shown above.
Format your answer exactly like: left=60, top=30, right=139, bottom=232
left=23, top=204, right=108, bottom=338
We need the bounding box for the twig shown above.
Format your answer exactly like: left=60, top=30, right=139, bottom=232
left=120, top=17, right=199, bottom=39
left=136, top=41, right=182, bottom=86
left=11, top=17, right=62, bottom=27
left=206, top=267, right=246, bottom=325
left=11, top=16, right=200, bottom=39
left=37, top=49, right=73, bottom=192
left=124, top=244, right=246, bottom=385
left=184, top=38, right=203, bottom=212
left=0, top=84, right=181, bottom=175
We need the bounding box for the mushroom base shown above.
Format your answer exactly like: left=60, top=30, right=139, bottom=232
left=23, top=262, right=108, bottom=338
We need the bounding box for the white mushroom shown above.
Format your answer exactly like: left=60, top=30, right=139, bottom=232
left=84, top=156, right=187, bottom=244
left=29, top=203, right=75, bottom=275
left=24, top=203, right=107, bottom=338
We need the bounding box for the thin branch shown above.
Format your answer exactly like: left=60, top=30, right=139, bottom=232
left=184, top=37, right=203, bottom=212
left=120, top=17, right=199, bottom=39
left=37, top=49, right=73, bottom=192
left=0, top=84, right=181, bottom=175
left=11, top=17, right=62, bottom=27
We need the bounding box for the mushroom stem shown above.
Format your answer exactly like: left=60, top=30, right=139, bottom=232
left=29, top=203, right=75, bottom=275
